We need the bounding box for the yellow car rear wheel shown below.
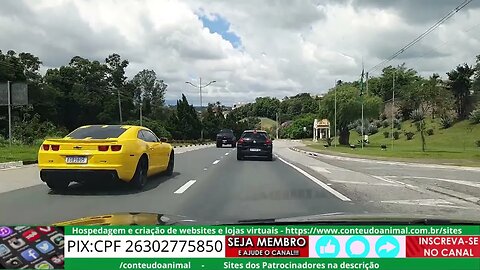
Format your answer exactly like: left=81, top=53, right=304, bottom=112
left=131, top=157, right=148, bottom=190
left=46, top=180, right=70, bottom=192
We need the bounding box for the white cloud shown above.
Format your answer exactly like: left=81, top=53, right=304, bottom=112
left=2, top=0, right=480, bottom=105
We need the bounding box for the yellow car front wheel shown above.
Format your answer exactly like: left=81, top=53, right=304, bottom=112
left=165, top=151, right=174, bottom=176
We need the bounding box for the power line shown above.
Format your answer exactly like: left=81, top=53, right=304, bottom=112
left=368, top=0, right=473, bottom=73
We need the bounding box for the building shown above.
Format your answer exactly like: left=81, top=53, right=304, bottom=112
left=313, top=119, right=330, bottom=141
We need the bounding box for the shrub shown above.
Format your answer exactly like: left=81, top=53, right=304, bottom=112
left=393, top=118, right=402, bottom=129
left=372, top=120, right=382, bottom=128
left=125, top=118, right=172, bottom=139
left=12, top=113, right=66, bottom=145
left=367, top=124, right=378, bottom=135
left=382, top=120, right=390, bottom=128
left=383, top=131, right=390, bottom=138
left=355, top=125, right=363, bottom=135
left=410, top=109, right=425, bottom=122
left=393, top=131, right=400, bottom=140
left=440, top=115, right=453, bottom=129
left=405, top=132, right=415, bottom=140
left=380, top=114, right=387, bottom=121
left=469, top=109, right=480, bottom=124
left=426, top=129, right=434, bottom=136
left=476, top=140, right=480, bottom=147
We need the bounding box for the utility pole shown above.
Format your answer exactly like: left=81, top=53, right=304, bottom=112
left=117, top=88, right=123, bottom=123
left=276, top=112, right=279, bottom=139
left=391, top=71, right=396, bottom=150
left=334, top=80, right=337, bottom=148
left=139, top=102, right=143, bottom=126
left=7, top=81, right=12, bottom=146
left=185, top=78, right=216, bottom=141
left=366, top=72, right=369, bottom=96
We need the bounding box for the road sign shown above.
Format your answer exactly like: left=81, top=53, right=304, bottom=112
left=0, top=82, right=28, bottom=105
left=0, top=83, right=7, bottom=105
left=11, top=83, right=28, bottom=105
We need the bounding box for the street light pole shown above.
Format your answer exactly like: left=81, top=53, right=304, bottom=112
left=7, top=81, right=12, bottom=146
left=185, top=78, right=216, bottom=141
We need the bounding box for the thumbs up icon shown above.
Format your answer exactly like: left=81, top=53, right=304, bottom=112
left=320, top=240, right=336, bottom=254
left=316, top=236, right=340, bottom=258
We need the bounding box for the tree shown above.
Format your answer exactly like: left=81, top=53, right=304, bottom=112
left=167, top=94, right=201, bottom=140
left=253, top=97, right=280, bottom=120
left=447, top=64, right=475, bottom=119
left=202, top=102, right=226, bottom=140
left=105, top=53, right=129, bottom=123
left=319, top=84, right=382, bottom=145
left=368, top=64, right=422, bottom=119
left=471, top=55, right=480, bottom=107
left=132, top=69, right=168, bottom=120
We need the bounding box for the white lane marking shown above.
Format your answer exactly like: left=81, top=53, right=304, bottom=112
left=408, top=176, right=480, bottom=188
left=174, top=180, right=197, bottom=194
left=212, top=160, right=220, bottom=165
left=309, top=166, right=331, bottom=174
left=372, top=175, right=417, bottom=188
left=225, top=153, right=229, bottom=156
left=380, top=198, right=474, bottom=209
left=372, top=175, right=399, bottom=184
left=329, top=180, right=401, bottom=186
left=276, top=156, right=351, bottom=201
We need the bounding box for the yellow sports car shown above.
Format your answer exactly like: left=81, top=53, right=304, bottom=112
left=38, top=125, right=174, bottom=191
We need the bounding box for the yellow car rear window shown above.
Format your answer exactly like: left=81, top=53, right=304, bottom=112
left=67, top=125, right=129, bottom=139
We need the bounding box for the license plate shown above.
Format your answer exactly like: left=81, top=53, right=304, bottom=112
left=249, top=148, right=261, bottom=152
left=66, top=156, right=88, bottom=164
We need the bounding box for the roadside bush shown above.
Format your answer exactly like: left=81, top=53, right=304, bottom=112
left=393, top=131, right=400, bottom=140
left=355, top=125, right=363, bottom=135
left=12, top=113, right=67, bottom=145
left=405, top=132, right=415, bottom=140
left=426, top=129, right=434, bottom=136
left=440, top=115, right=453, bottom=129
left=367, top=124, right=378, bottom=135
left=393, top=118, right=402, bottom=129
left=383, top=131, right=390, bottom=138
left=476, top=140, right=480, bottom=147
left=410, top=109, right=425, bottom=122
left=125, top=118, right=172, bottom=139
left=382, top=120, right=390, bottom=128
left=372, top=120, right=382, bottom=128
left=469, top=108, right=480, bottom=124
left=0, top=135, right=8, bottom=146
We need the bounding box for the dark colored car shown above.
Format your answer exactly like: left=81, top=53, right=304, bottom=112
left=236, top=130, right=273, bottom=161
left=216, top=129, right=236, bottom=148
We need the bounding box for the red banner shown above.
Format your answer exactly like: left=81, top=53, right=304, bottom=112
left=406, top=236, right=480, bottom=258
left=225, top=236, right=309, bottom=258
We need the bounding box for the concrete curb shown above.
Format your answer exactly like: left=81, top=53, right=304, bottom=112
left=173, top=142, right=213, bottom=148
left=290, top=146, right=480, bottom=172
left=0, top=161, right=23, bottom=169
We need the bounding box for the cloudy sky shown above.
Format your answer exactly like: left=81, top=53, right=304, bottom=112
left=2, top=0, right=480, bottom=105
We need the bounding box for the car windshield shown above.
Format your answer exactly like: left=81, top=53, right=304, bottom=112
left=1, top=0, right=480, bottom=227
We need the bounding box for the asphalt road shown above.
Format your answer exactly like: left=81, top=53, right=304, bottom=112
left=0, top=140, right=479, bottom=225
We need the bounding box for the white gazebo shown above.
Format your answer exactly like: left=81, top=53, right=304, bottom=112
left=313, top=119, right=331, bottom=142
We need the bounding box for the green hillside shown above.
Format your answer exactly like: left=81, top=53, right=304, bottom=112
left=307, top=118, right=480, bottom=166
left=259, top=117, right=277, bottom=130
